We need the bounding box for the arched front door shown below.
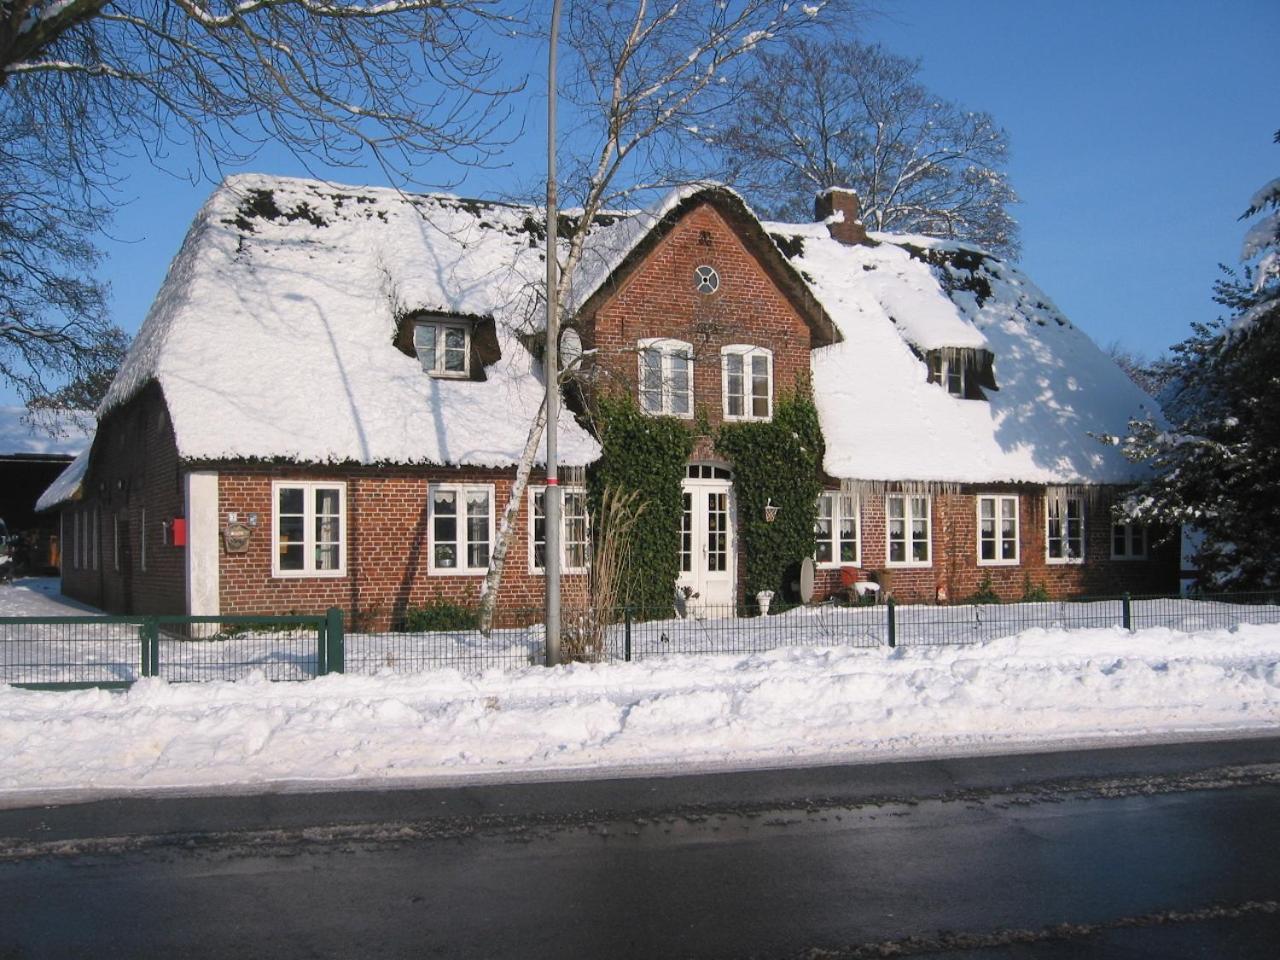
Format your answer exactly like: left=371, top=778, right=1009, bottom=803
left=677, top=463, right=736, bottom=615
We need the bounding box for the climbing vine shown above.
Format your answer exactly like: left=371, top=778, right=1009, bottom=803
left=716, top=392, right=824, bottom=608
left=588, top=396, right=694, bottom=615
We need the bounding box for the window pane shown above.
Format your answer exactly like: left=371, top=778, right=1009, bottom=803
left=980, top=498, right=994, bottom=520
left=725, top=354, right=743, bottom=416
left=444, top=326, right=467, bottom=372
left=669, top=351, right=690, bottom=415
left=315, top=488, right=340, bottom=516
left=532, top=490, right=546, bottom=569
left=413, top=323, right=436, bottom=372
left=433, top=489, right=457, bottom=567
left=681, top=492, right=692, bottom=573
left=466, top=489, right=490, bottom=568
left=751, top=354, right=770, bottom=417
left=279, top=488, right=304, bottom=515
left=641, top=350, right=662, bottom=412
left=278, top=515, right=304, bottom=571
left=316, top=544, right=340, bottom=570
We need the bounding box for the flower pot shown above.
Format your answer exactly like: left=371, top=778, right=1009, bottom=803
left=756, top=590, right=775, bottom=616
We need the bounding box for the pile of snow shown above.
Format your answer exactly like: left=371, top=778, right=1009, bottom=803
left=101, top=175, right=599, bottom=469
left=776, top=227, right=1161, bottom=485
left=2, top=622, right=1277, bottom=798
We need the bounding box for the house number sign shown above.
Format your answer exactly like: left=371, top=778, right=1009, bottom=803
left=223, top=522, right=252, bottom=553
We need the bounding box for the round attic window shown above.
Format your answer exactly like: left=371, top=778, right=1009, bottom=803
left=694, top=264, right=720, bottom=294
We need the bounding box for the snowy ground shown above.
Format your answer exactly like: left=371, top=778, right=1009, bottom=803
left=2, top=578, right=1279, bottom=801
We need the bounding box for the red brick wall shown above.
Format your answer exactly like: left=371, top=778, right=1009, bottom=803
left=58, top=384, right=187, bottom=614
left=216, top=465, right=586, bottom=629
left=585, top=202, right=815, bottom=423
left=809, top=485, right=1178, bottom=605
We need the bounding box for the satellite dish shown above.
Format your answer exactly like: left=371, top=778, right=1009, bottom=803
left=799, top=556, right=816, bottom=604
left=559, top=327, right=583, bottom=372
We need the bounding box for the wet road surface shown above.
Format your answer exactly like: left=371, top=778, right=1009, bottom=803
left=1, top=737, right=1278, bottom=958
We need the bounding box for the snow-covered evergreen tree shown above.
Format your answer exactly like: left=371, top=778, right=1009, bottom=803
left=1120, top=132, right=1280, bottom=590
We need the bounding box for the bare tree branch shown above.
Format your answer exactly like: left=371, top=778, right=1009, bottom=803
left=708, top=35, right=1020, bottom=257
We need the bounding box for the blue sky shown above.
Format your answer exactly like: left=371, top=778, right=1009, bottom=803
left=8, top=1, right=1275, bottom=406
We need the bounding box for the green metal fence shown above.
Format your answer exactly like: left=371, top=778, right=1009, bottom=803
left=4, top=592, right=1278, bottom=687
left=0, top=610, right=341, bottom=689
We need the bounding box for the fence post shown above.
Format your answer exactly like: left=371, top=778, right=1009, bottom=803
left=316, top=618, right=329, bottom=677
left=1122, top=593, right=1133, bottom=632
left=886, top=598, right=896, bottom=648
left=325, top=607, right=345, bottom=674
left=140, top=617, right=158, bottom=678
left=624, top=607, right=632, bottom=662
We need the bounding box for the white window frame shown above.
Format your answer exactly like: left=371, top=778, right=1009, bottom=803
left=1111, top=521, right=1148, bottom=560
left=721, top=344, right=774, bottom=422
left=413, top=320, right=471, bottom=378
left=428, top=482, right=495, bottom=575
left=528, top=486, right=590, bottom=575
left=814, top=491, right=860, bottom=568
left=929, top=354, right=967, bottom=397
left=977, top=494, right=1020, bottom=565
left=271, top=480, right=348, bottom=579
left=637, top=337, right=694, bottom=418
left=886, top=494, right=932, bottom=568
left=1046, top=496, right=1085, bottom=564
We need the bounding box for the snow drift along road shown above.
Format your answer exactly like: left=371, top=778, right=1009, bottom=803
left=2, top=623, right=1278, bottom=799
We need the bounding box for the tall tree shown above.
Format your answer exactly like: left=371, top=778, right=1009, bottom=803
left=475, top=0, right=849, bottom=632
left=0, top=0, right=514, bottom=405
left=1117, top=132, right=1280, bottom=590
left=709, top=36, right=1019, bottom=256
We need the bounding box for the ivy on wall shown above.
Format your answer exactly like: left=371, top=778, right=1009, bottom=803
left=588, top=396, right=694, bottom=615
left=715, top=393, right=824, bottom=607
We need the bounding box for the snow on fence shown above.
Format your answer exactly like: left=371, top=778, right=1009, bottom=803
left=3, top=593, right=1279, bottom=687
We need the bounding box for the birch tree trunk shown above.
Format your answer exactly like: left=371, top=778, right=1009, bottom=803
left=477, top=395, right=547, bottom=635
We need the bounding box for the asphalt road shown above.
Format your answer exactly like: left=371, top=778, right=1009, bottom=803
left=1, top=737, right=1279, bottom=959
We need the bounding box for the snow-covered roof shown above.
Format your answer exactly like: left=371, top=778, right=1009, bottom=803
left=101, top=174, right=599, bottom=468
left=0, top=406, right=91, bottom=458
left=101, top=173, right=1155, bottom=485
left=763, top=226, right=1159, bottom=485
left=35, top=448, right=90, bottom=512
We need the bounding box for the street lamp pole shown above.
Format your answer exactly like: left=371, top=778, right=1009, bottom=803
left=544, top=0, right=564, bottom=667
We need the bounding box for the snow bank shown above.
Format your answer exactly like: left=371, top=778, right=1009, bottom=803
left=2, top=624, right=1277, bottom=798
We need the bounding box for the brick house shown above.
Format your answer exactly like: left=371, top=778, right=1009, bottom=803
left=40, top=175, right=1176, bottom=622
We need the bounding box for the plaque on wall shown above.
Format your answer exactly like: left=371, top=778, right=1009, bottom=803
left=222, top=522, right=252, bottom=553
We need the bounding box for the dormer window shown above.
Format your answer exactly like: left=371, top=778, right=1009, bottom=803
left=925, top=348, right=996, bottom=400
left=414, top=321, right=470, bottom=377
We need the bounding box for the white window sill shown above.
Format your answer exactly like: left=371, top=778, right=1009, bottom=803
left=640, top=409, right=695, bottom=420
left=427, top=371, right=471, bottom=380
left=530, top=567, right=590, bottom=576
left=272, top=570, right=348, bottom=580
left=723, top=413, right=773, bottom=423
left=977, top=559, right=1020, bottom=567
left=886, top=560, right=932, bottom=569
left=816, top=561, right=861, bottom=571
left=1046, top=557, right=1086, bottom=566
left=427, top=567, right=488, bottom=576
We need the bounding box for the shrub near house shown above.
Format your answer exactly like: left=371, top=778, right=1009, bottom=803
left=40, top=176, right=1176, bottom=624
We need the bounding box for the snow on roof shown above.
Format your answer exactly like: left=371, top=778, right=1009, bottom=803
left=102, top=173, right=1155, bottom=485
left=0, top=406, right=92, bottom=457
left=767, top=228, right=1160, bottom=485
left=101, top=174, right=599, bottom=468
left=35, top=448, right=90, bottom=512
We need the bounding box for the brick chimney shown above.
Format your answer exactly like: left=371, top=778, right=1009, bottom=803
left=814, top=187, right=868, bottom=245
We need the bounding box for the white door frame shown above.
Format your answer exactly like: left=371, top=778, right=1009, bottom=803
left=678, top=464, right=736, bottom=616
